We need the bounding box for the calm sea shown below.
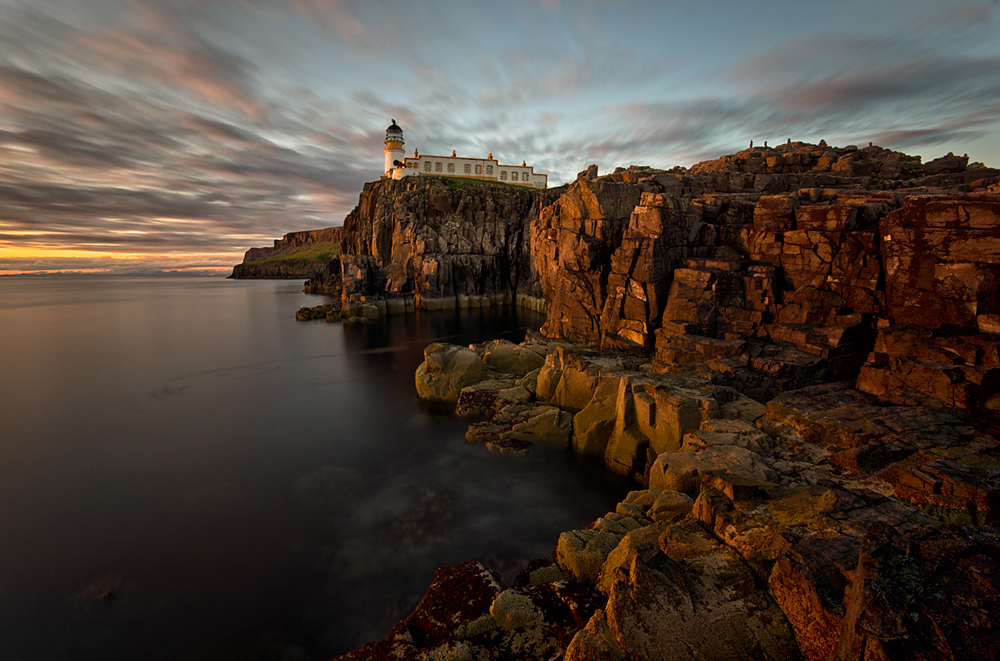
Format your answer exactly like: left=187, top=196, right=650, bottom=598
left=0, top=276, right=625, bottom=660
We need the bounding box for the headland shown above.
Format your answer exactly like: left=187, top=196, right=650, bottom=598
left=242, top=139, right=1000, bottom=660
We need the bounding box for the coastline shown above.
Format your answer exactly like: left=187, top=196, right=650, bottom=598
left=334, top=328, right=999, bottom=659
left=280, top=142, right=1000, bottom=659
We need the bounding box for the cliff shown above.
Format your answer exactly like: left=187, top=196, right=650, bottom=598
left=532, top=145, right=1000, bottom=410
left=335, top=176, right=563, bottom=316
left=229, top=227, right=341, bottom=279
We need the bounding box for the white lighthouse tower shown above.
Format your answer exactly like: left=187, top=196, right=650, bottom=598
left=384, top=119, right=405, bottom=177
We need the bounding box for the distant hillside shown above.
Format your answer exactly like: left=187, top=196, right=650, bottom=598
left=229, top=227, right=341, bottom=279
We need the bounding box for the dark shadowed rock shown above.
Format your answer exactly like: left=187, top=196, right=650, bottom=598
left=830, top=523, right=1000, bottom=661
left=338, top=176, right=560, bottom=312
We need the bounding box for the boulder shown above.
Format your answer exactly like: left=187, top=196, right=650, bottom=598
left=504, top=405, right=574, bottom=448
left=648, top=445, right=777, bottom=496
left=647, top=490, right=695, bottom=523
left=555, top=529, right=625, bottom=585
left=481, top=339, right=546, bottom=377
left=415, top=343, right=486, bottom=405
left=490, top=589, right=543, bottom=631
left=453, top=379, right=519, bottom=417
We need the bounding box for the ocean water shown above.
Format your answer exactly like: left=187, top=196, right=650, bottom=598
left=0, top=276, right=626, bottom=660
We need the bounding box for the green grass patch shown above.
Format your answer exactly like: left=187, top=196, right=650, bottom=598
left=428, top=175, right=540, bottom=191
left=248, top=242, right=340, bottom=266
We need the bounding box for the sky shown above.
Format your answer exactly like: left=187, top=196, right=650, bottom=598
left=1, top=0, right=999, bottom=275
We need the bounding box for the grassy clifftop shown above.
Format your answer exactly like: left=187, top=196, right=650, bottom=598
left=230, top=231, right=341, bottom=279
left=230, top=243, right=339, bottom=279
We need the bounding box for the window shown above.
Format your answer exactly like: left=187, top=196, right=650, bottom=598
left=486, top=165, right=493, bottom=175
left=475, top=164, right=482, bottom=174
left=435, top=162, right=442, bottom=172
left=500, top=171, right=507, bottom=180
left=511, top=172, right=518, bottom=181
left=447, top=162, right=455, bottom=173
left=464, top=164, right=471, bottom=173
left=424, top=161, right=431, bottom=171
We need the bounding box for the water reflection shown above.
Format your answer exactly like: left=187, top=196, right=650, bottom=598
left=0, top=277, right=627, bottom=660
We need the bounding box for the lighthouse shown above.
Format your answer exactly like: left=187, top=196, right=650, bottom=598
left=382, top=119, right=548, bottom=187
left=384, top=119, right=405, bottom=177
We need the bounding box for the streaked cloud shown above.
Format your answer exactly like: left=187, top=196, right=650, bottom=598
left=0, top=0, right=998, bottom=273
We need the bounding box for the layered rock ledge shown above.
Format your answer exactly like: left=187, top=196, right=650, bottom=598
left=346, top=333, right=998, bottom=660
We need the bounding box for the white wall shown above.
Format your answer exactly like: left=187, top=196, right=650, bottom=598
left=405, top=155, right=547, bottom=188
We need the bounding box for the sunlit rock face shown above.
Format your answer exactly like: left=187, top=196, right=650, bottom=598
left=524, top=143, right=1000, bottom=412
left=530, top=179, right=645, bottom=344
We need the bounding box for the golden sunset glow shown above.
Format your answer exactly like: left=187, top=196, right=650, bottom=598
left=0, top=244, right=244, bottom=275
left=0, top=246, right=143, bottom=260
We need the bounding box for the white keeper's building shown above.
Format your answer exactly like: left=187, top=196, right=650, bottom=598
left=383, top=120, right=547, bottom=189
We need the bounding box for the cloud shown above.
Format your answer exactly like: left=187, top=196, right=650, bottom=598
left=285, top=0, right=368, bottom=45
left=1, top=0, right=999, bottom=272
left=78, top=30, right=265, bottom=119
left=0, top=2, right=386, bottom=272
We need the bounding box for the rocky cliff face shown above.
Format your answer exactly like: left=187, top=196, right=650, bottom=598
left=530, top=180, right=646, bottom=343
left=337, top=176, right=562, bottom=316
left=229, top=227, right=341, bottom=279
left=530, top=143, right=1000, bottom=411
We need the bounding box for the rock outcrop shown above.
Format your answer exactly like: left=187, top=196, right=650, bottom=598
left=336, top=176, right=562, bottom=318
left=530, top=147, right=1000, bottom=412
left=380, top=321, right=996, bottom=659
left=229, top=227, right=341, bottom=279
left=286, top=142, right=998, bottom=331
left=322, top=141, right=1000, bottom=660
